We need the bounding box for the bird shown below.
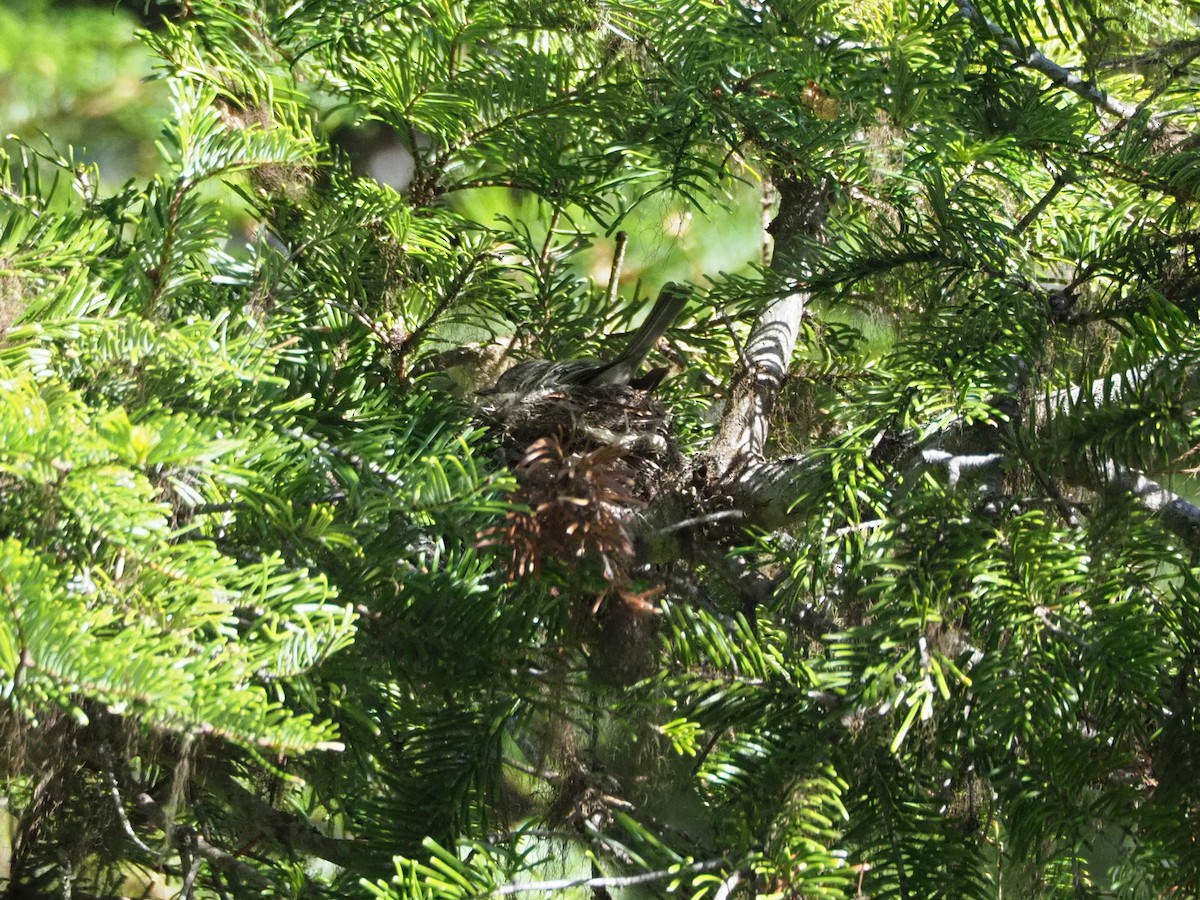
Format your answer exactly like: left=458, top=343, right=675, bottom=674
left=484, top=282, right=689, bottom=396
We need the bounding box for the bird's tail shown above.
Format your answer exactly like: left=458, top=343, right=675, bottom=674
left=586, top=282, right=689, bottom=386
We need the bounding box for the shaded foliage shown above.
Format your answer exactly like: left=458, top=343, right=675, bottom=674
left=3, top=0, right=1200, bottom=896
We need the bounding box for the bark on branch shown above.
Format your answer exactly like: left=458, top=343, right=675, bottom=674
left=953, top=0, right=1155, bottom=127
left=491, top=857, right=729, bottom=895
left=199, top=767, right=359, bottom=869
left=718, top=356, right=1200, bottom=549
left=703, top=174, right=834, bottom=480
left=135, top=793, right=273, bottom=889
left=1073, top=459, right=1200, bottom=542
left=1040, top=357, right=1200, bottom=434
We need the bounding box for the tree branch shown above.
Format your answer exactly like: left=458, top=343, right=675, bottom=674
left=953, top=0, right=1154, bottom=126
left=199, top=768, right=359, bottom=868
left=490, top=857, right=728, bottom=896
left=398, top=244, right=493, bottom=365
left=1012, top=172, right=1069, bottom=237
left=1097, top=37, right=1200, bottom=72
left=135, top=793, right=272, bottom=890
left=1040, top=357, right=1200, bottom=430
left=721, top=383, right=1200, bottom=552
left=703, top=174, right=834, bottom=479
left=1069, top=459, right=1200, bottom=544
left=104, top=768, right=157, bottom=857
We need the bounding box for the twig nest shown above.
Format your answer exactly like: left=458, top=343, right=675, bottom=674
left=477, top=382, right=683, bottom=495
left=476, top=380, right=683, bottom=654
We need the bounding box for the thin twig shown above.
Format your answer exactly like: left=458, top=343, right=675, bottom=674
left=279, top=425, right=404, bottom=490
left=179, top=842, right=202, bottom=900
left=1096, top=38, right=1200, bottom=71
left=1012, top=173, right=1069, bottom=237
left=325, top=298, right=395, bottom=349
left=136, top=794, right=272, bottom=889
left=104, top=768, right=157, bottom=856
left=605, top=230, right=628, bottom=307
left=0, top=182, right=40, bottom=214
left=399, top=246, right=493, bottom=360
left=833, top=518, right=885, bottom=539
left=714, top=868, right=743, bottom=900
left=143, top=179, right=191, bottom=314
left=539, top=206, right=563, bottom=267
left=655, top=509, right=746, bottom=535
left=491, top=857, right=728, bottom=895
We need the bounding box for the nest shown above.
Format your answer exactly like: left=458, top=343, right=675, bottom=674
left=476, top=381, right=683, bottom=607
left=477, top=382, right=684, bottom=497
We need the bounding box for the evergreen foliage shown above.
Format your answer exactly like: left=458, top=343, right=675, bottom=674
left=2, top=0, right=1200, bottom=896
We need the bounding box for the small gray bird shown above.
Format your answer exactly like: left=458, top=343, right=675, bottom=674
left=486, top=282, right=689, bottom=395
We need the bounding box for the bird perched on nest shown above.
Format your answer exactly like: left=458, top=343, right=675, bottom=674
left=478, top=282, right=690, bottom=473
left=483, top=282, right=690, bottom=397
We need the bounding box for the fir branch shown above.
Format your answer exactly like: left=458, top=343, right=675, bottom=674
left=953, top=0, right=1154, bottom=126
left=490, top=857, right=729, bottom=895
left=398, top=244, right=494, bottom=362
left=1070, top=460, right=1200, bottom=546
left=1011, top=172, right=1069, bottom=237
left=135, top=793, right=272, bottom=890
left=143, top=180, right=190, bottom=314
left=104, top=768, right=157, bottom=857
left=200, top=769, right=358, bottom=868
left=1096, top=37, right=1200, bottom=71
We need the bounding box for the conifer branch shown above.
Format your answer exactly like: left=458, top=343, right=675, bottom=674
left=398, top=245, right=493, bottom=362
left=491, top=857, right=728, bottom=895
left=200, top=769, right=358, bottom=867
left=135, top=793, right=272, bottom=889
left=953, top=0, right=1154, bottom=126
